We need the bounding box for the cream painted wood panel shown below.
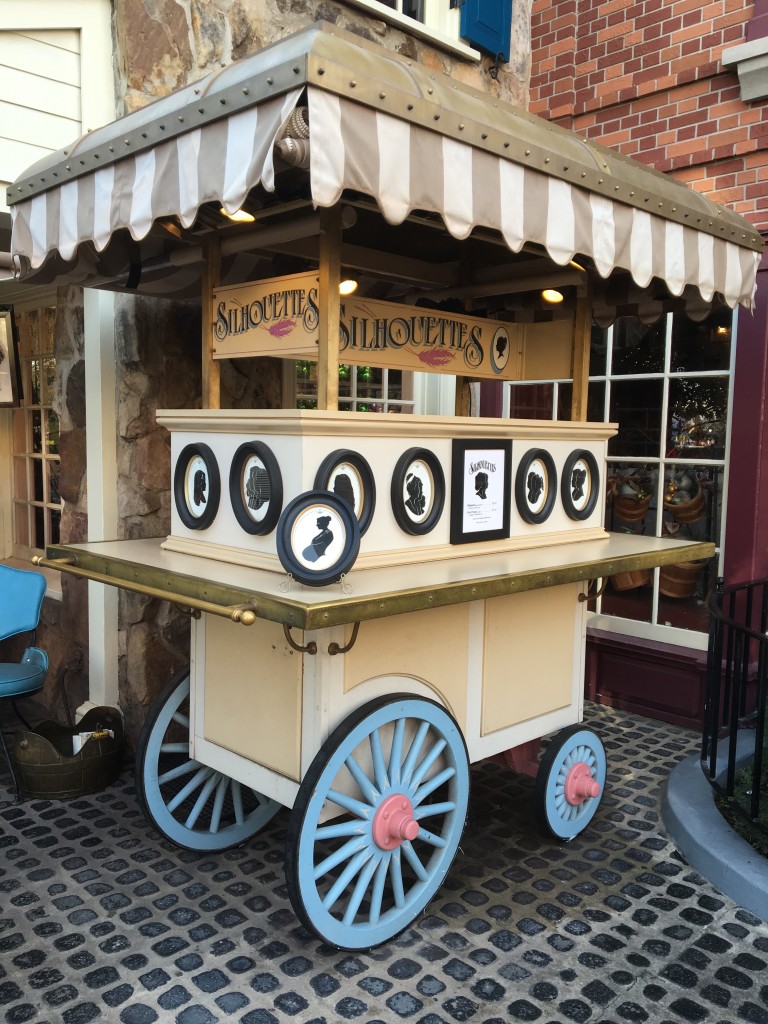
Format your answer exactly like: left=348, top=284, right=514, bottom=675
left=0, top=66, right=80, bottom=120
left=0, top=28, right=82, bottom=211
left=202, top=614, right=304, bottom=781
left=481, top=585, right=579, bottom=735
left=0, top=32, right=80, bottom=85
left=342, top=604, right=471, bottom=729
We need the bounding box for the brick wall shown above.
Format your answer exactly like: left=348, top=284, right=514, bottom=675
left=530, top=1, right=768, bottom=234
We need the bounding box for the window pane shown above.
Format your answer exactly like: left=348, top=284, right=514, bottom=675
left=33, top=459, right=43, bottom=502
left=12, top=409, right=28, bottom=450
left=667, top=377, right=727, bottom=460
left=34, top=506, right=45, bottom=549
left=590, top=324, right=608, bottom=377
left=14, top=504, right=29, bottom=547
left=47, top=410, right=60, bottom=454
left=608, top=379, right=664, bottom=457
left=600, top=577, right=654, bottom=624
left=13, top=457, right=28, bottom=500
left=662, top=463, right=723, bottom=546
left=612, top=318, right=665, bottom=375
left=50, top=508, right=61, bottom=546
left=49, top=461, right=61, bottom=506
left=42, top=356, right=56, bottom=404
left=403, top=0, right=425, bottom=18
left=31, top=359, right=41, bottom=405
left=606, top=461, right=659, bottom=535
left=557, top=382, right=605, bottom=422
left=32, top=410, right=42, bottom=453
left=508, top=383, right=554, bottom=419
left=671, top=308, right=732, bottom=372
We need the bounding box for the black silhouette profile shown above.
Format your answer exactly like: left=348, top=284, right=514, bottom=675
left=527, top=471, right=544, bottom=506
left=193, top=469, right=207, bottom=507
left=571, top=467, right=587, bottom=502
left=246, top=464, right=271, bottom=510
left=302, top=515, right=334, bottom=563
left=475, top=471, right=489, bottom=499
left=496, top=335, right=508, bottom=360
left=333, top=473, right=356, bottom=512
left=405, top=473, right=426, bottom=517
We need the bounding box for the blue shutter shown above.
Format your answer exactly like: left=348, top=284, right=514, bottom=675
left=459, top=1, right=512, bottom=62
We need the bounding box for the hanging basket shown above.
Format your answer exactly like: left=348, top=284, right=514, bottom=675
left=610, top=568, right=652, bottom=591
left=663, top=487, right=705, bottom=524
left=11, top=706, right=124, bottom=799
left=611, top=478, right=653, bottom=523
left=658, top=560, right=705, bottom=599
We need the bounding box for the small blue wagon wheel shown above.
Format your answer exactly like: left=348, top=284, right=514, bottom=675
left=535, top=725, right=607, bottom=841
left=285, top=694, right=469, bottom=950
left=135, top=668, right=280, bottom=852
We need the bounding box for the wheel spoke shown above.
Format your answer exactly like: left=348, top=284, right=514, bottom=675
left=209, top=775, right=228, bottom=833
left=410, top=737, right=447, bottom=790
left=231, top=780, right=244, bottom=825
left=369, top=855, right=389, bottom=925
left=314, top=836, right=369, bottom=881
left=400, top=720, right=430, bottom=785
left=167, top=765, right=213, bottom=812
left=389, top=847, right=405, bottom=908
left=415, top=800, right=455, bottom=819
left=158, top=759, right=200, bottom=785
left=343, top=855, right=380, bottom=927
left=327, top=788, right=373, bottom=819
left=369, top=728, right=390, bottom=792
left=413, top=765, right=455, bottom=806
left=401, top=840, right=429, bottom=882
left=388, top=718, right=406, bottom=787
left=416, top=826, right=447, bottom=848
left=345, top=753, right=379, bottom=804
left=315, top=819, right=368, bottom=840
left=160, top=742, right=189, bottom=755
left=322, top=848, right=372, bottom=910
left=184, top=772, right=220, bottom=828
left=171, top=711, right=190, bottom=729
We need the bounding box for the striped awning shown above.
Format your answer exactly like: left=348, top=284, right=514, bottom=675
left=8, top=21, right=763, bottom=310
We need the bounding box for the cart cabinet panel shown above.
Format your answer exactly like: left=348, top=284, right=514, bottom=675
left=158, top=410, right=614, bottom=573
left=198, top=614, right=303, bottom=781
left=341, top=604, right=471, bottom=730
left=481, top=585, right=580, bottom=736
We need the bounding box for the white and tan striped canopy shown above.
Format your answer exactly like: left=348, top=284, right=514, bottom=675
left=8, top=22, right=762, bottom=310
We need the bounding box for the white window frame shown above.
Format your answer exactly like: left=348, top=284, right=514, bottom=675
left=345, top=0, right=481, bottom=59
left=501, top=309, right=737, bottom=651
left=287, top=363, right=456, bottom=415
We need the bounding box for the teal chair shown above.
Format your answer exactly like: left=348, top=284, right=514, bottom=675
left=0, top=565, right=48, bottom=799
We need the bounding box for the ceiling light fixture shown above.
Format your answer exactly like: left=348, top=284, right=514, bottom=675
left=219, top=207, right=256, bottom=224
left=542, top=288, right=564, bottom=304
left=339, top=278, right=359, bottom=296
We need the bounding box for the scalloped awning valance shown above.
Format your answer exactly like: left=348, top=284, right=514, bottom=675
left=7, top=22, right=762, bottom=310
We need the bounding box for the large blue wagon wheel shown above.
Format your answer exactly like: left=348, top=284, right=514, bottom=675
left=135, top=668, right=280, bottom=852
left=285, top=694, right=470, bottom=950
left=535, top=725, right=607, bottom=841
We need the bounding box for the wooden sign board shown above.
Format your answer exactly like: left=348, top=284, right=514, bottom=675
left=213, top=272, right=522, bottom=380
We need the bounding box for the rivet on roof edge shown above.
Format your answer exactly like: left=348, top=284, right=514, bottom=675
left=481, top=132, right=487, bottom=139
left=318, top=67, right=325, bottom=75
left=293, top=66, right=300, bottom=73
left=525, top=149, right=530, bottom=155
left=434, top=114, right=441, bottom=120
left=267, top=77, right=273, bottom=85
left=379, top=91, right=386, bottom=99
left=459, top=123, right=465, bottom=130
left=407, top=103, right=414, bottom=110
left=350, top=80, right=357, bottom=87
left=243, top=87, right=249, bottom=95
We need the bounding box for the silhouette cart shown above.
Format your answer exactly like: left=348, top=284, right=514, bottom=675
left=10, top=23, right=760, bottom=949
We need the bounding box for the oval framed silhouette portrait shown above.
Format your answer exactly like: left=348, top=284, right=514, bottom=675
left=174, top=442, right=221, bottom=530
left=229, top=440, right=283, bottom=535
left=390, top=448, right=445, bottom=536
left=515, top=448, right=557, bottom=525
left=276, top=490, right=361, bottom=587
left=561, top=449, right=600, bottom=521
left=314, top=449, right=376, bottom=536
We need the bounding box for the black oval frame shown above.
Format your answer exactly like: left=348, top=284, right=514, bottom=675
left=561, top=449, right=600, bottom=521
left=314, top=449, right=376, bottom=536
left=276, top=490, right=361, bottom=588
left=229, top=440, right=283, bottom=536
left=515, top=448, right=557, bottom=525
left=390, top=447, right=446, bottom=536
left=173, top=442, right=221, bottom=531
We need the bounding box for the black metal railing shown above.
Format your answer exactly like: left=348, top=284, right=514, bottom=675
left=703, top=577, right=768, bottom=835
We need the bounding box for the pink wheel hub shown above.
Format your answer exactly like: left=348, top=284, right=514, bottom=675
left=564, top=762, right=601, bottom=806
left=372, top=794, right=420, bottom=850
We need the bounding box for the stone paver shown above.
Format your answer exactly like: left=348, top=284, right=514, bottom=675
left=1, top=703, right=767, bottom=1024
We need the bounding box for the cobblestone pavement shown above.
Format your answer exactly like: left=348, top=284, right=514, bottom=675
left=1, top=703, right=768, bottom=1024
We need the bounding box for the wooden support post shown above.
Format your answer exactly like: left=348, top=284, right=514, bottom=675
left=570, top=289, right=592, bottom=422
left=317, top=206, right=342, bottom=411
left=202, top=234, right=221, bottom=410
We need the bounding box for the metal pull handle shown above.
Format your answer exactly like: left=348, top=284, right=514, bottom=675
left=32, top=555, right=258, bottom=625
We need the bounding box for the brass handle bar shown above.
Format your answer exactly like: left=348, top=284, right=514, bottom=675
left=32, top=556, right=258, bottom=626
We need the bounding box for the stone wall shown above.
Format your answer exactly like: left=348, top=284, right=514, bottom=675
left=114, top=0, right=532, bottom=112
